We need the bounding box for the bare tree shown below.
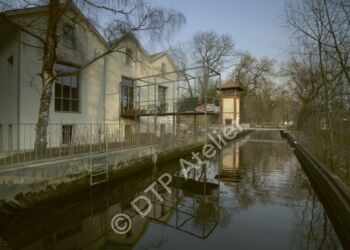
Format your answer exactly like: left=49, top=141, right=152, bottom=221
left=230, top=52, right=283, bottom=124
left=0, top=0, right=185, bottom=151
left=284, top=0, right=350, bottom=176
left=231, top=52, right=274, bottom=94
left=171, top=31, right=235, bottom=100
left=170, top=42, right=194, bottom=97
left=192, top=31, right=235, bottom=72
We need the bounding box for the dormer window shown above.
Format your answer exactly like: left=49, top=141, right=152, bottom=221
left=125, top=48, right=133, bottom=66
left=161, top=63, right=166, bottom=75
left=63, top=24, right=75, bottom=48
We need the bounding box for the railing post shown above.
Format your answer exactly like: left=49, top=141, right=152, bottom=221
left=89, top=123, right=92, bottom=157
left=0, top=124, right=2, bottom=155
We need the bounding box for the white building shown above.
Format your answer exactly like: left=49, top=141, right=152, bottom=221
left=0, top=5, right=178, bottom=151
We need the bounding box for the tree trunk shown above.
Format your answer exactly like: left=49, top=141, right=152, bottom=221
left=35, top=73, right=54, bottom=153
left=34, top=0, right=60, bottom=154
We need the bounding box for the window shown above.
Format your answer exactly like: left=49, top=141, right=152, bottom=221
left=158, top=86, right=167, bottom=112
left=121, top=77, right=134, bottom=112
left=63, top=24, right=75, bottom=48
left=7, top=56, right=14, bottom=95
left=125, top=48, right=132, bottom=66
left=55, top=64, right=80, bottom=112
left=161, top=63, right=166, bottom=75
left=62, top=125, right=73, bottom=145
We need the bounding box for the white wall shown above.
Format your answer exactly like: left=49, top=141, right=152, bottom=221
left=104, top=37, right=178, bottom=137
left=0, top=14, right=178, bottom=151
left=0, top=36, right=19, bottom=151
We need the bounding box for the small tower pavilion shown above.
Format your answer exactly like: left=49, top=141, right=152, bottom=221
left=218, top=80, right=245, bottom=126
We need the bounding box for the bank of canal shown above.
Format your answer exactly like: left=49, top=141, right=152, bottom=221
left=0, top=131, right=343, bottom=249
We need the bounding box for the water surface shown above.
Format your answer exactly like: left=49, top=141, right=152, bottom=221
left=0, top=131, right=342, bottom=249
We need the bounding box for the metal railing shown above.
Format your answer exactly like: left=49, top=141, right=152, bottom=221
left=121, top=97, right=219, bottom=117
left=0, top=123, right=206, bottom=166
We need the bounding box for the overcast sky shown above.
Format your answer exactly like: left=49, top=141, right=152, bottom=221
left=147, top=0, right=289, bottom=63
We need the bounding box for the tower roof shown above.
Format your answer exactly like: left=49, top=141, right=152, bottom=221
left=217, top=80, right=245, bottom=91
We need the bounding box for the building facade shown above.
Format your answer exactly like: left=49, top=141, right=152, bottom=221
left=0, top=5, right=177, bottom=151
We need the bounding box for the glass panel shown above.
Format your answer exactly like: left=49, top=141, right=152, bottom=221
left=71, top=75, right=78, bottom=88
left=54, top=64, right=79, bottom=112
left=62, top=84, right=70, bottom=98
left=122, top=86, right=129, bottom=109
left=71, top=77, right=79, bottom=99
left=63, top=99, right=70, bottom=111
left=71, top=100, right=79, bottom=112
left=121, top=79, right=134, bottom=111
left=158, top=86, right=166, bottom=106
left=55, top=83, right=62, bottom=98
left=55, top=98, right=61, bottom=111
left=129, top=86, right=134, bottom=110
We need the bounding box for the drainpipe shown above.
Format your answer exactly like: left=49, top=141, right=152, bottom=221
left=16, top=32, right=21, bottom=150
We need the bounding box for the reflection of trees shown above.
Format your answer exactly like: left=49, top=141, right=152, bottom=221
left=219, top=131, right=342, bottom=248
left=0, top=160, right=182, bottom=250
left=172, top=160, right=220, bottom=237
left=289, top=189, right=341, bottom=249
left=192, top=195, right=219, bottom=230
left=269, top=148, right=342, bottom=249
left=230, top=137, right=287, bottom=207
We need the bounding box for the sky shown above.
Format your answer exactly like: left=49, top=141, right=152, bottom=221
left=147, top=0, right=289, bottom=64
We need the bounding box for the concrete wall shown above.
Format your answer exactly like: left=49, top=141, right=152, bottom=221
left=0, top=141, right=204, bottom=204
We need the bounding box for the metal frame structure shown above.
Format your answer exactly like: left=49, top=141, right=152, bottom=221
left=119, top=65, right=221, bottom=146
left=146, top=172, right=220, bottom=239
left=122, top=167, right=220, bottom=240
left=120, top=66, right=221, bottom=117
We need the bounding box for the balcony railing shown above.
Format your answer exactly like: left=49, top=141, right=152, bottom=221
left=121, top=97, right=220, bottom=117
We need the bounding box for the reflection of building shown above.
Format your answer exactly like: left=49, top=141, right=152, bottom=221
left=218, top=80, right=244, bottom=126
left=0, top=174, right=220, bottom=249
left=221, top=143, right=240, bottom=172
left=217, top=139, right=247, bottom=182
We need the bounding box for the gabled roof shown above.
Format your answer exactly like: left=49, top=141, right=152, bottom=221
left=111, top=34, right=174, bottom=65
left=1, top=3, right=175, bottom=66
left=1, top=3, right=107, bottom=46
left=218, top=80, right=245, bottom=91
left=150, top=51, right=167, bottom=60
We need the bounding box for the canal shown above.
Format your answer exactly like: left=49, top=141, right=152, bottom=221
left=0, top=131, right=343, bottom=249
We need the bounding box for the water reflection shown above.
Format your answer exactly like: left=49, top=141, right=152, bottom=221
left=0, top=131, right=343, bottom=249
